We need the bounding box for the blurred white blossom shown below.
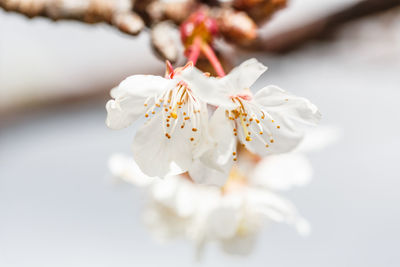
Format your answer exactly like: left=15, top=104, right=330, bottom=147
left=108, top=126, right=338, bottom=256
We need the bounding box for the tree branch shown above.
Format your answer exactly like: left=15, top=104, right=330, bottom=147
left=249, top=0, right=400, bottom=53
left=0, top=0, right=144, bottom=35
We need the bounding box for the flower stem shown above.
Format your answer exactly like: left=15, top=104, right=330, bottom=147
left=187, top=37, right=202, bottom=65
left=200, top=42, right=225, bottom=77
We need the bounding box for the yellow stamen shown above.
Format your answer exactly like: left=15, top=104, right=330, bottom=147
left=239, top=113, right=252, bottom=142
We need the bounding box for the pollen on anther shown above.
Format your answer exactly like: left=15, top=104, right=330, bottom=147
left=184, top=117, right=190, bottom=120
left=233, top=158, right=237, bottom=161
left=265, top=144, right=269, bottom=148
left=192, top=128, right=197, bottom=132
left=259, top=132, right=263, bottom=135
left=190, top=137, right=194, bottom=141
left=232, top=152, right=236, bottom=156
left=271, top=120, right=274, bottom=123
left=145, top=114, right=149, bottom=118
left=246, top=136, right=252, bottom=141
left=166, top=124, right=170, bottom=127
left=152, top=111, right=155, bottom=114
left=246, top=123, right=250, bottom=127
left=249, top=118, right=253, bottom=122
left=183, top=112, right=186, bottom=115
left=181, top=125, right=184, bottom=129
left=164, top=108, right=168, bottom=112
left=234, top=133, right=237, bottom=136
left=277, top=126, right=280, bottom=129
left=144, top=103, right=148, bottom=107
left=256, top=119, right=260, bottom=123
left=270, top=139, right=274, bottom=143
left=165, top=133, right=171, bottom=139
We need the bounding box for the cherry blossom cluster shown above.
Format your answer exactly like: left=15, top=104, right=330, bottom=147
left=105, top=57, right=320, bottom=186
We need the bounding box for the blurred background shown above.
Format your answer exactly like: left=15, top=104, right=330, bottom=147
left=1, top=0, right=400, bottom=266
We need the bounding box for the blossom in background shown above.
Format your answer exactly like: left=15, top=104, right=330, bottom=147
left=106, top=62, right=211, bottom=177
left=109, top=153, right=308, bottom=256
left=108, top=126, right=338, bottom=256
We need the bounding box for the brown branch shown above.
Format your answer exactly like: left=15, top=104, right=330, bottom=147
left=0, top=0, right=144, bottom=35
left=249, top=0, right=400, bottom=53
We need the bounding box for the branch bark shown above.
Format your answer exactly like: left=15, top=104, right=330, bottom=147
left=0, top=0, right=144, bottom=35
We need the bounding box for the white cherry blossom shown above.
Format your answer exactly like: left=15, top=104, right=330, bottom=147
left=106, top=63, right=211, bottom=177
left=180, top=58, right=321, bottom=165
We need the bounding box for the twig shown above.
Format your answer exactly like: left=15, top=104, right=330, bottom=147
left=249, top=0, right=400, bottom=53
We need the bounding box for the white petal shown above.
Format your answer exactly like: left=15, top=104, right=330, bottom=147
left=108, top=153, right=156, bottom=186
left=106, top=75, right=172, bottom=129
left=132, top=112, right=193, bottom=177
left=188, top=107, right=236, bottom=186
left=246, top=188, right=308, bottom=234
left=254, top=85, right=321, bottom=126
left=237, top=101, right=303, bottom=156
left=239, top=85, right=321, bottom=156
left=220, top=58, right=267, bottom=95
left=250, top=153, right=313, bottom=191
left=206, top=196, right=242, bottom=239
left=200, top=107, right=237, bottom=168
left=188, top=159, right=230, bottom=187
left=178, top=67, right=236, bottom=109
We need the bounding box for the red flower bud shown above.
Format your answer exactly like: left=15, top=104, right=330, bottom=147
left=180, top=10, right=218, bottom=48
